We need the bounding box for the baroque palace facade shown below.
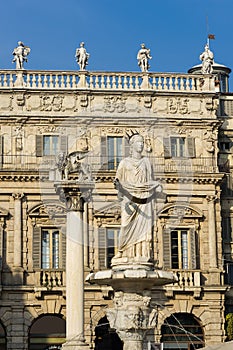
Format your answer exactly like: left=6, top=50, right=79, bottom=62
left=0, top=52, right=233, bottom=350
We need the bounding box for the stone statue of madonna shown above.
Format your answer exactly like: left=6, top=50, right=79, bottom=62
left=113, top=132, right=162, bottom=263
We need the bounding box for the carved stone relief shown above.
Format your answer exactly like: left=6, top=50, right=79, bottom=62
left=103, top=96, right=127, bottom=113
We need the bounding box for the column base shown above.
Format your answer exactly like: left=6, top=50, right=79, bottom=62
left=62, top=339, right=90, bottom=350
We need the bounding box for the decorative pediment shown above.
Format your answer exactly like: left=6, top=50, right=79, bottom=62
left=28, top=202, right=66, bottom=218
left=158, top=203, right=203, bottom=219
left=94, top=201, right=121, bottom=218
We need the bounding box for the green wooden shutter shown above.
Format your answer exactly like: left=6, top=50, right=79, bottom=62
left=36, top=135, right=43, bottom=157
left=33, top=227, right=41, bottom=269
left=60, top=136, right=68, bottom=153
left=163, top=137, right=171, bottom=158
left=190, top=228, right=196, bottom=269
left=61, top=231, right=66, bottom=269
left=187, top=138, right=195, bottom=158
left=101, top=136, right=107, bottom=171
left=163, top=228, right=171, bottom=269
left=98, top=227, right=107, bottom=269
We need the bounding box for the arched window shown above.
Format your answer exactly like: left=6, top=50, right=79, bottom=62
left=161, top=313, right=204, bottom=350
left=29, top=314, right=65, bottom=350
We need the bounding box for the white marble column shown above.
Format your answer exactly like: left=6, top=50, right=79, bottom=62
left=55, top=182, right=94, bottom=350
left=83, top=202, right=89, bottom=268
left=12, top=193, right=24, bottom=268
left=207, top=195, right=217, bottom=269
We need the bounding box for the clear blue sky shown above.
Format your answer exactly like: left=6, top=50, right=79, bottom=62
left=1, top=0, right=233, bottom=88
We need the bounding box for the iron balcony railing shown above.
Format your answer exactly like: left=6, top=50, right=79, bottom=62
left=0, top=155, right=220, bottom=174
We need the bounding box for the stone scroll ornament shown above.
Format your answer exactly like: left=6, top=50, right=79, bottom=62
left=113, top=131, right=162, bottom=262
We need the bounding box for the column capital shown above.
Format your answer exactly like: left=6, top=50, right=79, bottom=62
left=206, top=195, right=217, bottom=203
left=12, top=193, right=24, bottom=200
left=55, top=181, right=94, bottom=212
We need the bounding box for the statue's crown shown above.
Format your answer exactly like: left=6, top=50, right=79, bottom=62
left=125, top=129, right=140, bottom=141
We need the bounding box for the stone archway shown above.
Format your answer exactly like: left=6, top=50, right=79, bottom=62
left=94, top=316, right=123, bottom=350
left=29, top=314, right=65, bottom=350
left=161, top=312, right=204, bottom=350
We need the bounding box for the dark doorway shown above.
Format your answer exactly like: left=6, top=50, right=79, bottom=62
left=161, top=312, right=204, bottom=350
left=29, top=314, right=65, bottom=350
left=94, top=316, right=123, bottom=350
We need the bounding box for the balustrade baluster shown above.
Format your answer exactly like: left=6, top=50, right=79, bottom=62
left=38, top=73, right=42, bottom=88
left=89, top=75, right=93, bottom=89
left=122, top=75, right=127, bottom=89
left=44, top=74, right=48, bottom=88
left=32, top=74, right=37, bottom=88
left=8, top=73, right=14, bottom=87
left=180, top=76, right=185, bottom=91
left=100, top=75, right=105, bottom=89
left=49, top=74, right=53, bottom=88
left=164, top=76, right=168, bottom=90
left=196, top=77, right=201, bottom=91
left=112, top=75, right=116, bottom=89
left=169, top=76, right=173, bottom=90
left=157, top=76, right=162, bottom=90
left=57, top=272, right=62, bottom=286
left=55, top=74, right=59, bottom=88
left=41, top=272, right=47, bottom=286
left=134, top=75, right=140, bottom=89
left=72, top=74, right=76, bottom=88
left=119, top=75, right=124, bottom=90
left=61, top=74, right=65, bottom=88
left=66, top=74, right=71, bottom=88
left=106, top=75, right=111, bottom=89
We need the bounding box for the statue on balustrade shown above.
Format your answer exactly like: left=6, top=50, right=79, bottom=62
left=75, top=42, right=90, bottom=71
left=12, top=41, right=31, bottom=69
left=199, top=43, right=214, bottom=74
left=113, top=131, right=162, bottom=261
left=137, top=43, right=152, bottom=72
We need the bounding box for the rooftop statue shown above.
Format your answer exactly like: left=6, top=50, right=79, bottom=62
left=137, top=43, right=152, bottom=72
left=75, top=42, right=90, bottom=71
left=199, top=43, right=214, bottom=74
left=113, top=131, right=162, bottom=261
left=12, top=41, right=30, bottom=70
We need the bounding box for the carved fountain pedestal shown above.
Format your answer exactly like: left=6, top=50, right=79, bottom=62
left=87, top=260, right=176, bottom=350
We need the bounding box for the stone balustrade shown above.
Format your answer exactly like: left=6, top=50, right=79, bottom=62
left=38, top=270, right=65, bottom=289
left=174, top=270, right=201, bottom=287
left=0, top=155, right=219, bottom=174
left=0, top=70, right=216, bottom=92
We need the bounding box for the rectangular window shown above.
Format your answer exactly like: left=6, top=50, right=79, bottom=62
left=106, top=228, right=120, bottom=267
left=171, top=229, right=190, bottom=269
left=107, top=136, right=123, bottom=170
left=43, top=135, right=59, bottom=156
left=171, top=137, right=185, bottom=157
left=164, top=137, right=195, bottom=158
left=41, top=228, right=60, bottom=269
